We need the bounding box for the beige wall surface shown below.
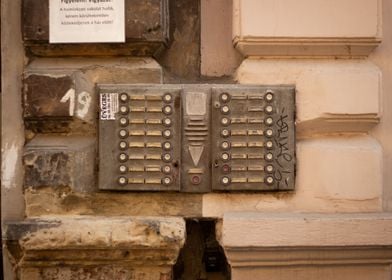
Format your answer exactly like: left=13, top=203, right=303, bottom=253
left=234, top=0, right=381, bottom=38
left=200, top=0, right=392, bottom=217
left=203, top=136, right=383, bottom=217
left=201, top=0, right=242, bottom=77
left=370, top=0, right=392, bottom=211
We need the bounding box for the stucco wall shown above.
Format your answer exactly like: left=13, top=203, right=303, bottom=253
left=200, top=0, right=392, bottom=216
left=369, top=0, right=392, bottom=211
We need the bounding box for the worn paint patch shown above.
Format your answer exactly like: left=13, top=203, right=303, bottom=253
left=2, top=144, right=19, bottom=189
left=60, top=88, right=76, bottom=116
left=76, top=91, right=92, bottom=119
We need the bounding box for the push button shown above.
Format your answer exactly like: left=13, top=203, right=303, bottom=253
left=265, top=176, right=274, bottom=185
left=191, top=175, right=201, bottom=185
left=265, top=129, right=274, bottom=137
left=163, top=118, right=172, bottom=126
left=162, top=177, right=172, bottom=186
left=119, top=92, right=129, bottom=102
left=162, top=165, right=172, bottom=174
left=221, top=117, right=230, bottom=126
left=221, top=152, right=230, bottom=162
left=163, top=93, right=173, bottom=103
left=265, top=165, right=274, bottom=173
left=265, top=153, right=274, bottom=161
left=222, top=164, right=231, bottom=173
left=266, top=141, right=273, bottom=149
left=220, top=92, right=231, bottom=103
left=118, top=177, right=127, bottom=186
left=118, top=129, right=128, bottom=138
left=119, top=117, right=128, bottom=126
left=265, top=117, right=273, bottom=126
left=163, top=105, right=172, bottom=115
left=119, top=141, right=128, bottom=150
left=265, top=90, right=274, bottom=102
left=119, top=165, right=127, bottom=173
left=118, top=153, right=128, bottom=162
left=119, top=105, right=129, bottom=114
left=221, top=141, right=230, bottom=150
left=163, top=142, right=172, bottom=151
left=162, top=153, right=172, bottom=162
left=163, top=129, right=172, bottom=138
left=221, top=129, right=230, bottom=138
left=221, top=176, right=231, bottom=186
left=265, top=105, right=274, bottom=114
left=221, top=105, right=230, bottom=114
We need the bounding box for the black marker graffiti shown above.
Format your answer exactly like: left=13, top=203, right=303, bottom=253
left=273, top=108, right=293, bottom=188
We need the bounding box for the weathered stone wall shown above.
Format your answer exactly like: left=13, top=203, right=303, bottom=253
left=2, top=0, right=392, bottom=279
left=2, top=1, right=199, bottom=278
left=5, top=217, right=185, bottom=279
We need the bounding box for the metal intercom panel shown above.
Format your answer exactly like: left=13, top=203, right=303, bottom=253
left=98, top=85, right=295, bottom=192
left=99, top=85, right=182, bottom=191
left=211, top=86, right=296, bottom=191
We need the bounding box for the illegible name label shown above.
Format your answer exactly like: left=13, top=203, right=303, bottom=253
left=49, top=0, right=125, bottom=43
left=100, top=93, right=119, bottom=120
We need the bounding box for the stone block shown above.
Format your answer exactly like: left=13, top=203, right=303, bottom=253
left=5, top=217, right=185, bottom=279
left=20, top=267, right=172, bottom=280
left=24, top=135, right=96, bottom=192
left=24, top=74, right=75, bottom=118
left=236, top=59, right=381, bottom=136
left=221, top=213, right=392, bottom=280
left=23, top=0, right=169, bottom=56
left=296, top=136, right=382, bottom=201
left=233, top=0, right=382, bottom=57
left=24, top=189, right=203, bottom=217
left=5, top=216, right=185, bottom=261
left=24, top=57, right=162, bottom=133
left=200, top=0, right=242, bottom=77
left=157, top=0, right=201, bottom=79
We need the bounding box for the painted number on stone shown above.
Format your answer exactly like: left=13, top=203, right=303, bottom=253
left=60, top=89, right=91, bottom=118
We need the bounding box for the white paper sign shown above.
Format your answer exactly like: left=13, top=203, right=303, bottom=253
left=49, top=0, right=125, bottom=43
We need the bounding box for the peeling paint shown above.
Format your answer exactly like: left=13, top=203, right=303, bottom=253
left=2, top=144, right=19, bottom=190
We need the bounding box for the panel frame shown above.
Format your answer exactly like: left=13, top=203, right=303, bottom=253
left=211, top=85, right=296, bottom=191
left=181, top=85, right=212, bottom=193
left=98, top=84, right=296, bottom=192
left=98, top=84, right=182, bottom=191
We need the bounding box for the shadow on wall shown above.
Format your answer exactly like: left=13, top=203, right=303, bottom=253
left=173, top=219, right=231, bottom=280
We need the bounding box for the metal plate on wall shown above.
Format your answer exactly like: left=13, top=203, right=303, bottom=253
left=99, top=85, right=181, bottom=191
left=211, top=86, right=296, bottom=191
left=181, top=86, right=211, bottom=193
left=98, top=84, right=295, bottom=192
